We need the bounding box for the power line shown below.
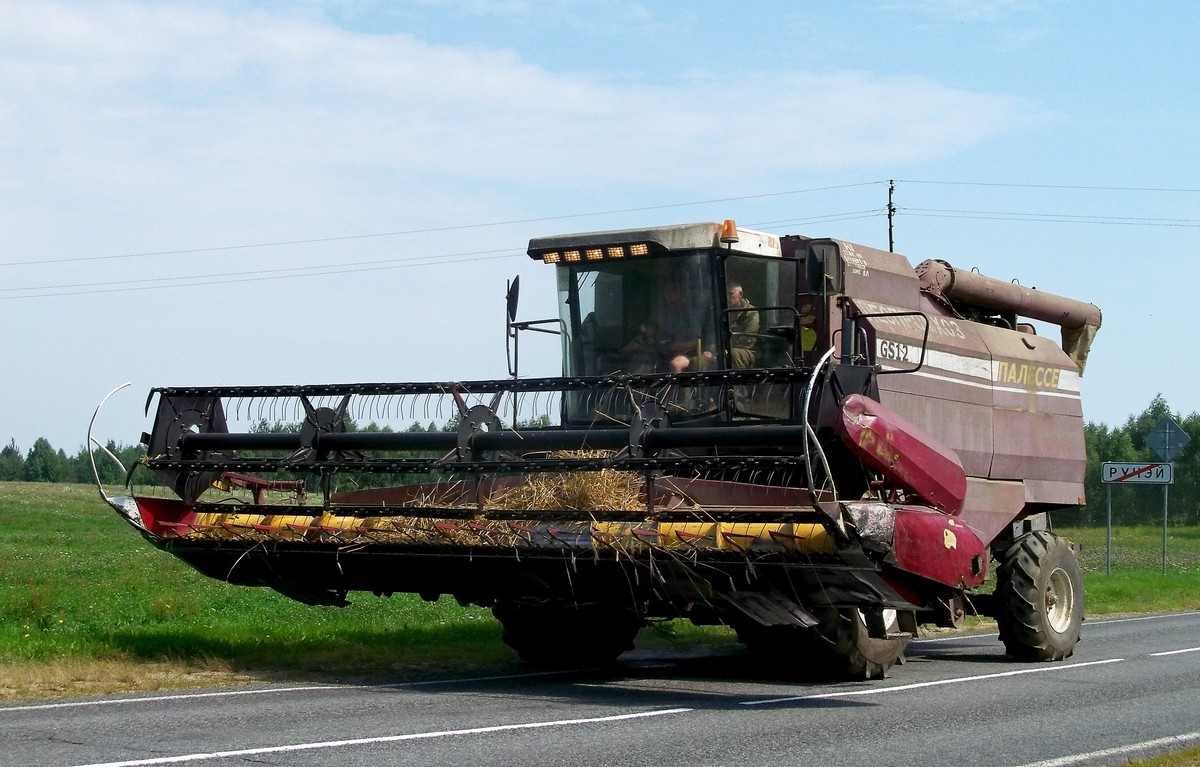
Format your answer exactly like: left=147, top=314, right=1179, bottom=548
left=7, top=201, right=1193, bottom=300
left=748, top=208, right=886, bottom=228
left=895, top=179, right=1200, bottom=194
left=1, top=206, right=885, bottom=298
left=0, top=248, right=524, bottom=295
left=0, top=181, right=885, bottom=268
left=5, top=178, right=1194, bottom=271
left=5, top=177, right=1196, bottom=299
left=0, top=250, right=525, bottom=301
left=0, top=207, right=887, bottom=299
left=899, top=206, right=1200, bottom=227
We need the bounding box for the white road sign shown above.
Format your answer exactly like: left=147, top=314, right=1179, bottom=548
left=1101, top=462, right=1173, bottom=485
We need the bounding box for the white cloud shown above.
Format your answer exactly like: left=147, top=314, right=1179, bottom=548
left=0, top=0, right=1044, bottom=214
left=0, top=0, right=1058, bottom=451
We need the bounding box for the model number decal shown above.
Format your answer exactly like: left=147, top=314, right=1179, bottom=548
left=877, top=339, right=913, bottom=361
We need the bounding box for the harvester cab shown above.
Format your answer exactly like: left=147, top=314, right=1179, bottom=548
left=92, top=219, right=1100, bottom=680
left=528, top=221, right=812, bottom=422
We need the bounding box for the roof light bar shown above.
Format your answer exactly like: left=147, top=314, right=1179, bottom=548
left=538, top=242, right=651, bottom=264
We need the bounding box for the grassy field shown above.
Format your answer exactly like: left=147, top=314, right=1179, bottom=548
left=2, top=482, right=1199, bottom=702
left=0, top=482, right=726, bottom=699
left=1063, top=524, right=1200, bottom=614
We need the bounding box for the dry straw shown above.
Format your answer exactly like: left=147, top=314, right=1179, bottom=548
left=177, top=451, right=659, bottom=547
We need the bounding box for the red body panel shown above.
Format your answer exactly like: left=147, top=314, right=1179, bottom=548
left=130, top=496, right=192, bottom=537
left=892, top=507, right=987, bottom=589
left=837, top=393, right=967, bottom=515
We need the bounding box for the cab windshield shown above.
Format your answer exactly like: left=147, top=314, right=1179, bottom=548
left=558, top=252, right=721, bottom=378
left=556, top=252, right=720, bottom=424
left=555, top=249, right=801, bottom=424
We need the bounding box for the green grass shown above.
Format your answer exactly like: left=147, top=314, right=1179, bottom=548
left=0, top=483, right=513, bottom=693
left=1132, top=747, right=1200, bottom=767
left=1, top=483, right=1197, bottom=700
left=0, top=482, right=733, bottom=697
left=1059, top=525, right=1200, bottom=614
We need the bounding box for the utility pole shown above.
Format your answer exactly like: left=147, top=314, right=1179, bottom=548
left=887, top=179, right=896, bottom=252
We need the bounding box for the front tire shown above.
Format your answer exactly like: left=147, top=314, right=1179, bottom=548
left=812, top=607, right=911, bottom=680
left=996, top=531, right=1083, bottom=661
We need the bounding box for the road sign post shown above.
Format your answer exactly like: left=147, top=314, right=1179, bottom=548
left=1148, top=418, right=1189, bottom=575
left=1163, top=485, right=1169, bottom=575
left=1106, top=484, right=1112, bottom=575
left=1101, top=419, right=1190, bottom=575
left=1101, top=460, right=1175, bottom=575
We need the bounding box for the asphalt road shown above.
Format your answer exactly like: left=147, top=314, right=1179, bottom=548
left=3, top=612, right=1198, bottom=767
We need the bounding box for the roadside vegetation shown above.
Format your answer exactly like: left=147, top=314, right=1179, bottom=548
left=1064, top=524, right=1200, bottom=613
left=4, top=394, right=1198, bottom=525
left=0, top=482, right=729, bottom=700
left=1131, top=748, right=1200, bottom=767
left=2, top=481, right=1199, bottom=702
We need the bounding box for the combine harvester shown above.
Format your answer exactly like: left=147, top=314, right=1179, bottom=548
left=92, top=220, right=1101, bottom=679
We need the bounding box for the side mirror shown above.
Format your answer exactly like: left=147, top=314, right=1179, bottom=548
left=506, top=276, right=520, bottom=378
left=506, top=276, right=520, bottom=322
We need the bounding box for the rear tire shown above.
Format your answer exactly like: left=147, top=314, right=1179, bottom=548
left=492, top=600, right=641, bottom=668
left=736, top=607, right=911, bottom=680
left=996, top=531, right=1083, bottom=661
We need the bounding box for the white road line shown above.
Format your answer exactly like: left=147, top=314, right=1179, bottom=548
left=8, top=613, right=1199, bottom=715
left=740, top=658, right=1125, bottom=706
left=909, top=611, right=1200, bottom=646
left=1087, top=611, right=1200, bottom=626
left=1150, top=646, right=1200, bottom=657
left=0, top=670, right=573, bottom=714
left=68, top=707, right=693, bottom=767
left=1010, top=731, right=1200, bottom=767
left=0, top=685, right=342, bottom=713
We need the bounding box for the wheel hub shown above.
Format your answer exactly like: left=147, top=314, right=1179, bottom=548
left=1045, top=566, right=1075, bottom=634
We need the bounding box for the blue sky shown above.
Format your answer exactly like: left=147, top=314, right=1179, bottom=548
left=1, top=0, right=1197, bottom=452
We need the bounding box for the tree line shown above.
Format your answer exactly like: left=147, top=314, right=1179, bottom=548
left=0, top=414, right=552, bottom=491
left=0, top=437, right=145, bottom=485
left=3, top=398, right=1194, bottom=527
left=0, top=418, right=463, bottom=489
left=1066, top=394, right=1199, bottom=527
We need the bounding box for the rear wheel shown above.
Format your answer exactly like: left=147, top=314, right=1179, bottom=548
left=996, top=531, right=1083, bottom=661
left=736, top=607, right=911, bottom=680
left=492, top=599, right=641, bottom=668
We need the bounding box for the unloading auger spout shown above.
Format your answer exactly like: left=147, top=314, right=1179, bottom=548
left=915, top=258, right=1102, bottom=372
